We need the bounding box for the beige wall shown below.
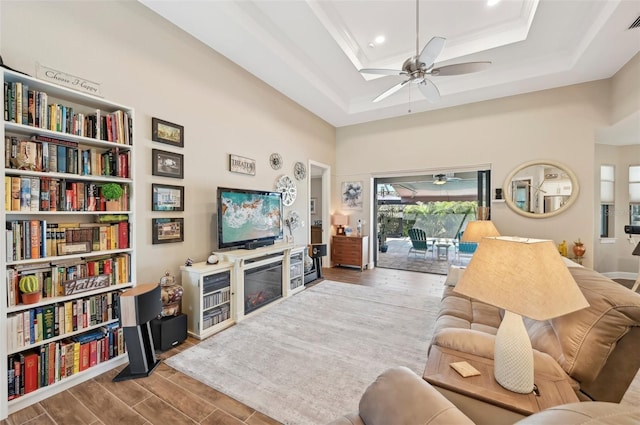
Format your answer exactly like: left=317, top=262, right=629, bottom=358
left=0, top=1, right=335, bottom=283
left=611, top=52, right=640, bottom=124
left=336, top=82, right=612, bottom=269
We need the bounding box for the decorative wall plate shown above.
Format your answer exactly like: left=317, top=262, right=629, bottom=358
left=294, top=161, right=306, bottom=180
left=276, top=175, right=297, bottom=206
left=270, top=153, right=283, bottom=170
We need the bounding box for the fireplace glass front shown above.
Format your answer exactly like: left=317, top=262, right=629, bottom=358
left=244, top=260, right=283, bottom=314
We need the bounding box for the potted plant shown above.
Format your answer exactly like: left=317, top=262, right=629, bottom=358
left=19, top=275, right=41, bottom=304
left=102, top=183, right=124, bottom=211
left=378, top=212, right=389, bottom=253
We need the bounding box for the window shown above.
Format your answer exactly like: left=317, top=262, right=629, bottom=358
left=600, top=165, right=615, bottom=237
left=630, top=165, right=640, bottom=226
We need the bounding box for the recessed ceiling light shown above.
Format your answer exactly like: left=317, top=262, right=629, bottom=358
left=487, top=0, right=501, bottom=6
left=374, top=35, right=385, bottom=44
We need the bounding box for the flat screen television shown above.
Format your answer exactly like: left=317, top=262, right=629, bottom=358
left=217, top=187, right=283, bottom=249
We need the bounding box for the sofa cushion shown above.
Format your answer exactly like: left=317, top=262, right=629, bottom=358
left=515, top=401, right=640, bottom=425
left=530, top=267, right=640, bottom=385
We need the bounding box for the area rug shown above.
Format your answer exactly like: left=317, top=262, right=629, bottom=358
left=165, top=280, right=441, bottom=424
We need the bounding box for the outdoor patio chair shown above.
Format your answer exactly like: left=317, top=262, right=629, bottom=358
left=408, top=228, right=431, bottom=257
left=456, top=241, right=477, bottom=265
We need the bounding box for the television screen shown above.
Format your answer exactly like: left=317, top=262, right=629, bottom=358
left=217, top=187, right=283, bottom=249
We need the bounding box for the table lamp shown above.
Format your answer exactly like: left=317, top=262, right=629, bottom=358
left=461, top=220, right=500, bottom=243
left=454, top=236, right=589, bottom=394
left=332, top=214, right=348, bottom=235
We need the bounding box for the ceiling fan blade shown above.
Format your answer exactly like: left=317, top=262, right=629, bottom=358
left=417, top=79, right=440, bottom=103
left=373, top=80, right=410, bottom=103
left=419, top=36, right=446, bottom=69
left=430, top=61, right=491, bottom=76
left=359, top=68, right=406, bottom=76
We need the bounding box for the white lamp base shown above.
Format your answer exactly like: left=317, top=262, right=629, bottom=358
left=494, top=310, right=534, bottom=394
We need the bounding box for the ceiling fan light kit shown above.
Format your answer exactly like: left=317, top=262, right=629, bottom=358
left=360, top=0, right=491, bottom=104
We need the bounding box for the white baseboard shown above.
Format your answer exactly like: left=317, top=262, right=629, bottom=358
left=601, top=271, right=638, bottom=280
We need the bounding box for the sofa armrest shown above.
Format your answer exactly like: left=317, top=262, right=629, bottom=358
left=347, top=367, right=474, bottom=425
left=431, top=328, right=572, bottom=380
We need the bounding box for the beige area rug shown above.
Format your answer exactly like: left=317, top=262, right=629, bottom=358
left=165, top=280, right=440, bottom=425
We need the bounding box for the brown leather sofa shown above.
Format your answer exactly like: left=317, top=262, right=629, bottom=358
left=434, top=262, right=640, bottom=403
left=328, top=367, right=640, bottom=425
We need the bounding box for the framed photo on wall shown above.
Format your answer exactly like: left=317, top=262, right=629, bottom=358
left=152, top=117, right=184, bottom=147
left=152, top=218, right=184, bottom=244
left=310, top=197, right=317, bottom=214
left=152, top=149, right=184, bottom=179
left=341, top=181, right=363, bottom=210
left=152, top=183, right=184, bottom=211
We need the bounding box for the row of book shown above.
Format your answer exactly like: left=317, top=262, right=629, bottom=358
left=6, top=254, right=131, bottom=307
left=6, top=292, right=121, bottom=352
left=4, top=134, right=130, bottom=178
left=3, top=81, right=132, bottom=144
left=5, top=220, right=130, bottom=262
left=4, top=176, right=129, bottom=212
left=7, top=323, right=126, bottom=400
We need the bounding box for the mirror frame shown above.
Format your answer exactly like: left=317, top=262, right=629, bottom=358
left=502, top=160, right=579, bottom=219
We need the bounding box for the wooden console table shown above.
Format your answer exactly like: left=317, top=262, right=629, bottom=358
left=423, top=346, right=579, bottom=425
left=331, top=235, right=368, bottom=271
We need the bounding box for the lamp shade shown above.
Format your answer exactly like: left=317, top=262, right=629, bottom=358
left=454, top=236, right=589, bottom=321
left=461, top=221, right=500, bottom=243
left=332, top=214, right=349, bottom=226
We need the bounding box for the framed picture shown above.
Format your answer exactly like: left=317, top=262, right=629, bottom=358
left=229, top=154, right=256, bottom=176
left=341, top=181, right=363, bottom=210
left=310, top=197, right=317, bottom=214
left=152, top=218, right=184, bottom=244
left=152, top=149, right=184, bottom=179
left=152, top=183, right=184, bottom=211
left=152, top=117, right=184, bottom=147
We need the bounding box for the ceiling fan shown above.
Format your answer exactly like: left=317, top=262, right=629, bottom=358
left=359, top=0, right=491, bottom=103
left=432, top=173, right=461, bottom=185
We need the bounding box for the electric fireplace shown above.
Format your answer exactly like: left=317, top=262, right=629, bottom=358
left=244, top=260, right=283, bottom=314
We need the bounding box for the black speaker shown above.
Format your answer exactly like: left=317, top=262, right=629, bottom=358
left=625, top=225, right=640, bottom=235
left=151, top=314, right=188, bottom=351
left=309, top=244, right=327, bottom=258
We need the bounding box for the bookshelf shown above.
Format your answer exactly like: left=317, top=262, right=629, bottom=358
left=180, top=262, right=234, bottom=339
left=1, top=69, right=135, bottom=419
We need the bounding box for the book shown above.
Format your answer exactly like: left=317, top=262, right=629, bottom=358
left=23, top=351, right=39, bottom=394
left=42, top=304, right=55, bottom=339
left=10, top=176, right=20, bottom=211
left=19, top=176, right=31, bottom=211
left=29, top=177, right=40, bottom=212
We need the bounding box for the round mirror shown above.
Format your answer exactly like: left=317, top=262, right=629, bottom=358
left=503, top=160, right=579, bottom=218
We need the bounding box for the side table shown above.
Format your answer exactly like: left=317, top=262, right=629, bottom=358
left=423, top=346, right=579, bottom=425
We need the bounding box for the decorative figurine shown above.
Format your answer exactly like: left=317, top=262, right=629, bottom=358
left=185, top=258, right=194, bottom=267
left=207, top=253, right=219, bottom=264
left=558, top=240, right=568, bottom=257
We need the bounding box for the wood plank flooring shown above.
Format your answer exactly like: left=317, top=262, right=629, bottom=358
left=2, top=267, right=443, bottom=425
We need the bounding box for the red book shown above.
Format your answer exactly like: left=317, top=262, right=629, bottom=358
left=89, top=340, right=98, bottom=367
left=79, top=343, right=90, bottom=371
left=118, top=222, right=129, bottom=249
left=23, top=351, right=39, bottom=394
left=48, top=342, right=56, bottom=386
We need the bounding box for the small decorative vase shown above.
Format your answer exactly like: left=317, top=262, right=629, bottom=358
left=573, top=243, right=586, bottom=258
left=21, top=292, right=41, bottom=305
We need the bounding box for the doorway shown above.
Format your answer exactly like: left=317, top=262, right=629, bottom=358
left=309, top=160, right=330, bottom=266
left=373, top=167, right=491, bottom=274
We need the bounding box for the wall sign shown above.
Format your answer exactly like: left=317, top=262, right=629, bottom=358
left=36, top=63, right=103, bottom=97
left=229, top=154, right=256, bottom=176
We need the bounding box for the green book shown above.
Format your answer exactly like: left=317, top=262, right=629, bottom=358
left=42, top=304, right=55, bottom=340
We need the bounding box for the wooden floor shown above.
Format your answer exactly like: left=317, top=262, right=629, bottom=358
left=2, top=267, right=444, bottom=425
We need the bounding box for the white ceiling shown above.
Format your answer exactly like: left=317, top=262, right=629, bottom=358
left=140, top=0, right=640, bottom=129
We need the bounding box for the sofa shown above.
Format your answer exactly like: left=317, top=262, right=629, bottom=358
left=328, top=367, right=640, bottom=425
left=434, top=260, right=640, bottom=403
left=329, top=261, right=640, bottom=425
